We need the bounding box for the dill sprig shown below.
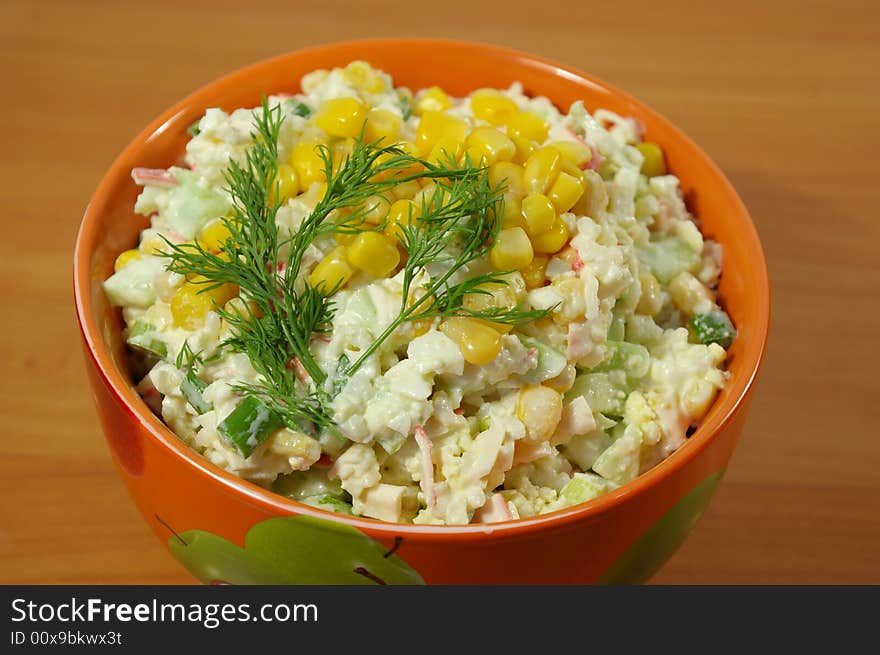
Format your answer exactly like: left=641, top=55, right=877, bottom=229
left=162, top=100, right=335, bottom=429
left=343, top=156, right=548, bottom=375
left=162, top=98, right=548, bottom=432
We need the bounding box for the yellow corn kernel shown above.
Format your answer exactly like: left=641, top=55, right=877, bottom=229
left=550, top=140, right=592, bottom=168
left=523, top=146, right=562, bottom=194
left=308, top=246, right=353, bottom=292
left=681, top=378, right=719, bottom=420
left=547, top=171, right=586, bottom=213
left=329, top=208, right=357, bottom=245
left=411, top=317, right=433, bottom=337
left=512, top=137, right=537, bottom=164
left=302, top=181, right=328, bottom=208
left=346, top=232, right=401, bottom=278
left=550, top=277, right=588, bottom=325
left=557, top=246, right=577, bottom=264
left=470, top=89, right=518, bottom=126
left=488, top=161, right=525, bottom=195
left=406, top=290, right=436, bottom=315
left=501, top=270, right=527, bottom=301
left=290, top=141, right=327, bottom=187
left=412, top=182, right=448, bottom=210
left=522, top=255, right=548, bottom=288
left=268, top=428, right=322, bottom=462
left=138, top=234, right=168, bottom=255
left=392, top=141, right=425, bottom=178
left=636, top=271, right=664, bottom=316
left=570, top=170, right=605, bottom=217
left=635, top=141, right=667, bottom=177
left=171, top=284, right=214, bottom=329
left=384, top=199, right=420, bottom=241
left=499, top=193, right=524, bottom=229
left=668, top=271, right=714, bottom=316
left=171, top=281, right=238, bottom=330
left=343, top=60, right=385, bottom=94
left=507, top=111, right=549, bottom=143
left=437, top=316, right=466, bottom=342
left=440, top=317, right=503, bottom=365
left=521, top=193, right=556, bottom=236
left=544, top=363, right=576, bottom=394
left=516, top=385, right=563, bottom=442
left=198, top=219, right=234, bottom=253
left=489, top=227, right=534, bottom=271
left=391, top=179, right=422, bottom=200
left=114, top=249, right=141, bottom=272
left=415, top=111, right=468, bottom=155
left=331, top=138, right=356, bottom=169
left=427, top=133, right=464, bottom=165
left=463, top=280, right=518, bottom=315
left=334, top=231, right=356, bottom=247
left=315, top=97, right=367, bottom=138
left=364, top=108, right=402, bottom=143
left=560, top=159, right=586, bottom=179
left=223, top=297, right=263, bottom=321
left=415, top=86, right=452, bottom=115
left=269, top=163, right=299, bottom=205
left=464, top=126, right=516, bottom=165
left=531, top=217, right=570, bottom=254
left=366, top=151, right=397, bottom=182
left=463, top=280, right=518, bottom=334
left=359, top=194, right=391, bottom=225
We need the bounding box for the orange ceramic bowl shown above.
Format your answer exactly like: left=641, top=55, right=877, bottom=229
left=74, top=39, right=769, bottom=585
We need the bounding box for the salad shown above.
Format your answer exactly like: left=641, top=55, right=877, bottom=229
left=104, top=61, right=736, bottom=525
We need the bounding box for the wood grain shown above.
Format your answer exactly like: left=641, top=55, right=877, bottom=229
left=1, top=0, right=877, bottom=584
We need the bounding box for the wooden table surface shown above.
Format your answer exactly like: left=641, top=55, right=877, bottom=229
left=1, top=0, right=877, bottom=584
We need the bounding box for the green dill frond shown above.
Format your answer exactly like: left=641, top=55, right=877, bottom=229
left=161, top=98, right=550, bottom=428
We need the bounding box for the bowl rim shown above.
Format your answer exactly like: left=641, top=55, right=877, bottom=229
left=73, top=37, right=770, bottom=542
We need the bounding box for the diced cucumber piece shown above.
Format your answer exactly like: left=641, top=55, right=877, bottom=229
left=126, top=320, right=167, bottom=358
left=625, top=314, right=664, bottom=345
left=566, top=372, right=629, bottom=417
left=691, top=310, right=736, bottom=348
left=104, top=255, right=167, bottom=308
left=520, top=337, right=567, bottom=384
left=284, top=99, right=312, bottom=118
left=318, top=427, right=349, bottom=459
left=331, top=353, right=351, bottom=397
left=592, top=423, right=642, bottom=485
left=377, top=432, right=407, bottom=455
left=300, top=494, right=353, bottom=515
left=273, top=469, right=343, bottom=500
left=163, top=170, right=231, bottom=239
left=218, top=396, right=284, bottom=457
left=606, top=312, right=626, bottom=341
left=591, top=341, right=651, bottom=380
left=347, top=288, right=378, bottom=325
left=180, top=370, right=212, bottom=414
left=559, top=472, right=617, bottom=503
left=399, top=94, right=412, bottom=121
left=636, top=236, right=700, bottom=284
left=563, top=430, right=613, bottom=471
left=595, top=413, right=618, bottom=431
left=598, top=159, right=619, bottom=181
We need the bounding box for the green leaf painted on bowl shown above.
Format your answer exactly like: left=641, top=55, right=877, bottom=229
left=597, top=469, right=725, bottom=584
left=168, top=530, right=283, bottom=585
left=167, top=515, right=424, bottom=585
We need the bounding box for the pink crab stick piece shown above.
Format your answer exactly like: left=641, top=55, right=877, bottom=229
left=472, top=493, right=512, bottom=524
left=131, top=167, right=177, bottom=188
left=414, top=425, right=437, bottom=509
